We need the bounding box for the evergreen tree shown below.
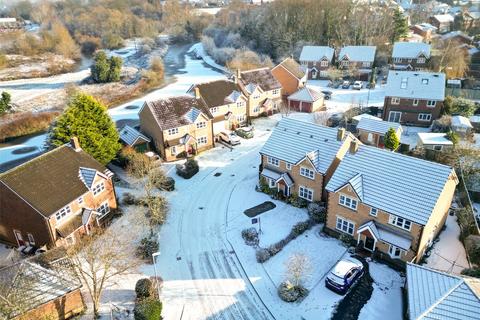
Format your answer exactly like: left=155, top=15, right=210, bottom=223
left=384, top=127, right=400, bottom=151
left=49, top=93, right=121, bottom=165
left=107, top=56, right=122, bottom=82
left=392, top=9, right=409, bottom=42
left=0, top=91, right=11, bottom=115
left=91, top=51, right=110, bottom=83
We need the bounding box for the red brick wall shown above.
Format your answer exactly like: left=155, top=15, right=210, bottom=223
left=383, top=97, right=443, bottom=126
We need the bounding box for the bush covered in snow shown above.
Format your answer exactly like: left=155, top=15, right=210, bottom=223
left=287, top=193, right=308, bottom=208
left=135, top=278, right=155, bottom=300
left=133, top=298, right=163, bottom=320
left=137, top=236, right=159, bottom=261
left=307, top=202, right=326, bottom=223
left=241, top=227, right=259, bottom=246
left=277, top=281, right=308, bottom=303
left=122, top=192, right=138, bottom=205
left=256, top=248, right=271, bottom=263
left=291, top=221, right=311, bottom=237
left=176, top=159, right=199, bottom=179
left=339, top=233, right=356, bottom=247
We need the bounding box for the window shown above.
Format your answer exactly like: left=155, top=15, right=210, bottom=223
left=413, top=99, right=419, bottom=106
left=417, top=57, right=425, bottom=64
left=311, top=69, right=318, bottom=78
left=341, top=61, right=349, bottom=67
left=167, top=128, right=179, bottom=135
left=389, top=215, right=412, bottom=231
left=171, top=146, right=177, bottom=155
left=197, top=136, right=208, bottom=145
left=300, top=167, right=315, bottom=179
left=362, top=61, right=370, bottom=67
left=401, top=78, right=408, bottom=89
left=237, top=115, right=246, bottom=123
left=237, top=101, right=244, bottom=108
left=272, top=89, right=280, bottom=95
left=418, top=113, right=432, bottom=121
left=267, top=156, right=279, bottom=167
left=389, top=245, right=404, bottom=258
left=196, top=122, right=206, bottom=129
left=66, top=235, right=75, bottom=245
left=301, top=61, right=307, bottom=66
left=93, top=182, right=105, bottom=196
left=253, top=106, right=260, bottom=113
left=78, top=196, right=83, bottom=205
left=388, top=111, right=402, bottom=123
left=339, top=194, right=358, bottom=210
left=253, top=94, right=261, bottom=99
left=286, top=163, right=292, bottom=170
left=391, top=97, right=400, bottom=104
left=269, top=178, right=276, bottom=188
left=393, top=57, right=401, bottom=63
left=27, top=233, right=35, bottom=245
left=336, top=217, right=355, bottom=235
left=97, top=201, right=110, bottom=216
left=370, top=207, right=378, bottom=217
left=299, top=186, right=313, bottom=201
left=434, top=145, right=443, bottom=151
left=320, top=60, right=328, bottom=67
left=320, top=71, right=328, bottom=77
left=421, top=78, right=429, bottom=85
left=427, top=100, right=436, bottom=107
left=55, top=205, right=72, bottom=221
left=211, top=107, right=219, bottom=114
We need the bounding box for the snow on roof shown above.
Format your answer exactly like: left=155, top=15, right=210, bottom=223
left=417, top=132, right=453, bottom=145
left=338, top=46, right=376, bottom=62
left=452, top=115, right=473, bottom=128
left=357, top=118, right=402, bottom=135
left=0, top=18, right=16, bottom=23
left=352, top=114, right=381, bottom=122
left=440, top=31, right=473, bottom=41
left=385, top=70, right=446, bottom=100
left=407, top=263, right=480, bottom=320
left=119, top=125, right=150, bottom=146
left=287, top=86, right=324, bottom=103
left=415, top=23, right=438, bottom=31
left=299, top=46, right=335, bottom=62
left=260, top=118, right=351, bottom=174
left=326, top=144, right=455, bottom=225
left=392, top=42, right=431, bottom=58
left=470, top=115, right=480, bottom=123
left=433, top=14, right=454, bottom=23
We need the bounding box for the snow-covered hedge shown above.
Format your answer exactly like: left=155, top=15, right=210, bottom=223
left=278, top=281, right=308, bottom=303
left=241, top=227, right=259, bottom=246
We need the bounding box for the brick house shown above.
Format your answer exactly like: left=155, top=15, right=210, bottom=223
left=0, top=138, right=117, bottom=249
left=356, top=117, right=403, bottom=148
left=325, top=142, right=458, bottom=263
left=234, top=68, right=283, bottom=119
left=337, top=46, right=376, bottom=80
left=187, top=80, right=248, bottom=136
left=383, top=70, right=446, bottom=126
left=410, top=23, right=437, bottom=42
left=430, top=14, right=454, bottom=33
left=259, top=118, right=355, bottom=202
left=298, top=46, right=335, bottom=80
left=271, top=57, right=306, bottom=96
left=139, top=96, right=214, bottom=162
left=0, top=258, right=85, bottom=320
left=287, top=86, right=325, bottom=113
left=391, top=42, right=431, bottom=70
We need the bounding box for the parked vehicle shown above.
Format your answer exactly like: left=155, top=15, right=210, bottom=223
left=341, top=81, right=350, bottom=89
left=366, top=82, right=375, bottom=89
left=236, top=126, right=254, bottom=139
left=353, top=81, right=363, bottom=90
left=332, top=80, right=342, bottom=89
left=325, top=257, right=364, bottom=295
left=321, top=90, right=333, bottom=100
left=218, top=132, right=241, bottom=145
left=328, top=112, right=344, bottom=127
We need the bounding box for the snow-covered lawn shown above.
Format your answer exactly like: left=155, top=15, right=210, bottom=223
left=359, top=262, right=404, bottom=320
left=425, top=213, right=470, bottom=274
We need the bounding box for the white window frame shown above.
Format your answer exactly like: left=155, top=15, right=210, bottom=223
left=388, top=245, right=404, bottom=258
left=391, top=97, right=400, bottom=104
left=267, top=156, right=279, bottom=167
left=197, top=136, right=208, bottom=146
left=339, top=194, right=358, bottom=210
left=417, top=57, right=425, bottom=64
left=311, top=69, right=318, bottom=78
left=196, top=121, right=206, bottom=129
left=92, top=182, right=105, bottom=196
left=272, top=89, right=280, bottom=95
left=27, top=233, right=35, bottom=245
left=171, top=146, right=177, bottom=155
left=393, top=57, right=401, bottom=63
left=253, top=94, right=261, bottom=100
left=341, top=60, right=349, bottom=67
left=362, top=61, right=370, bottom=67
left=401, top=78, right=408, bottom=89
left=236, top=115, right=246, bottom=123
left=433, top=145, right=443, bottom=151
left=320, top=60, right=328, bottom=67
left=253, top=106, right=260, bottom=113
left=418, top=113, right=432, bottom=122
left=370, top=207, right=378, bottom=217
left=167, top=128, right=179, bottom=136
left=78, top=196, right=84, bottom=205
left=298, top=185, right=313, bottom=201
left=286, top=163, right=292, bottom=170
left=55, top=205, right=72, bottom=222
left=422, top=78, right=429, bottom=85
left=211, top=107, right=219, bottom=114
left=389, top=215, right=412, bottom=231
left=97, top=201, right=110, bottom=217
left=300, top=167, right=315, bottom=180
left=427, top=100, right=436, bottom=107
left=413, top=99, right=419, bottom=106
left=237, top=101, right=244, bottom=108
left=268, top=178, right=276, bottom=188
left=388, top=111, right=402, bottom=123
left=336, top=216, right=355, bottom=235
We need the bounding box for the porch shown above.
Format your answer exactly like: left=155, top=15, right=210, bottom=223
left=260, top=168, right=295, bottom=198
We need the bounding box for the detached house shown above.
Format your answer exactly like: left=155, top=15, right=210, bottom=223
left=298, top=46, right=335, bottom=80
left=271, top=57, right=306, bottom=96
left=356, top=117, right=403, bottom=148
left=287, top=86, right=325, bottom=113
left=235, top=68, right=283, bottom=118
left=391, top=42, right=431, bottom=70
left=383, top=70, right=446, bottom=126
left=0, top=138, right=117, bottom=249
left=139, top=96, right=214, bottom=161
left=430, top=14, right=454, bottom=33
left=259, top=118, right=355, bottom=202
left=325, top=143, right=458, bottom=263
left=188, top=80, right=248, bottom=135
left=406, top=263, right=480, bottom=320
left=337, top=46, right=376, bottom=80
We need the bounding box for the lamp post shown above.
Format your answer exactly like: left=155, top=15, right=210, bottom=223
left=152, top=251, right=161, bottom=299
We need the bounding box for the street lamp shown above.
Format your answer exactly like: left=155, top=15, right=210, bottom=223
left=152, top=251, right=161, bottom=299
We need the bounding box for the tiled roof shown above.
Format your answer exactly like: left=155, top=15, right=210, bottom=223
left=143, top=96, right=211, bottom=130
left=190, top=80, right=244, bottom=108
left=288, top=86, right=324, bottom=103
left=0, top=145, right=107, bottom=216
left=119, top=125, right=150, bottom=146
left=385, top=70, right=446, bottom=100
left=239, top=68, right=282, bottom=92
left=276, top=58, right=305, bottom=79
left=338, top=46, right=376, bottom=62
left=260, top=118, right=351, bottom=174
left=299, top=46, right=335, bottom=62
left=407, top=263, right=480, bottom=320
left=357, top=118, right=402, bottom=135
left=326, top=144, right=456, bottom=225
left=392, top=42, right=431, bottom=59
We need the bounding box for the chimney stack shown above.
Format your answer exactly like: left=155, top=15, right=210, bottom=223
left=349, top=139, right=359, bottom=154
left=236, top=69, right=241, bottom=80
left=194, top=87, right=200, bottom=99
left=70, top=137, right=81, bottom=152
left=337, top=128, right=345, bottom=141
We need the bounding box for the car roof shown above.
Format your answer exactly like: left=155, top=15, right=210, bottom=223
left=331, top=258, right=362, bottom=277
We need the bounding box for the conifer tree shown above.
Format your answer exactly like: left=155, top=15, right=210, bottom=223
left=384, top=127, right=400, bottom=151
left=392, top=9, right=409, bottom=42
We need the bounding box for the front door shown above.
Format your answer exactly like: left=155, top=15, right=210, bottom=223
left=284, top=186, right=290, bottom=197
left=14, top=230, right=25, bottom=246
left=364, top=236, right=375, bottom=252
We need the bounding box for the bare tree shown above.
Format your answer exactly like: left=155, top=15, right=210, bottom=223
left=284, top=253, right=312, bottom=288
left=313, top=111, right=330, bottom=126
left=432, top=39, right=470, bottom=78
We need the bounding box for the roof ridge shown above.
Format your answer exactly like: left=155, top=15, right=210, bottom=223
left=241, top=67, right=270, bottom=73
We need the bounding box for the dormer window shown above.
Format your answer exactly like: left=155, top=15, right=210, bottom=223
left=400, top=78, right=408, bottom=89
left=417, top=57, right=425, bottom=63
left=422, top=78, right=429, bottom=85
left=320, top=60, right=328, bottom=67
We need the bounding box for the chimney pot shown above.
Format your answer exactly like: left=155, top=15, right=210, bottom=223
left=194, top=87, right=200, bottom=99
left=337, top=128, right=345, bottom=141
left=349, top=140, right=359, bottom=154
left=70, top=137, right=81, bottom=152
left=236, top=69, right=241, bottom=80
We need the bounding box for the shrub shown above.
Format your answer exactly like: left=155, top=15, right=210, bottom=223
left=339, top=233, right=356, bottom=247
left=134, top=298, right=162, bottom=320
left=267, top=241, right=285, bottom=256
left=135, top=278, right=154, bottom=300
left=122, top=192, right=137, bottom=205
left=461, top=267, right=480, bottom=278
left=0, top=111, right=59, bottom=141
left=287, top=193, right=308, bottom=208
left=241, top=227, right=259, bottom=246
left=278, top=281, right=308, bottom=303
left=156, top=176, right=175, bottom=191
left=176, top=159, right=199, bottom=179
left=446, top=130, right=459, bottom=146
left=457, top=208, right=477, bottom=241
left=137, top=236, right=159, bottom=260
left=465, top=235, right=480, bottom=265
left=291, top=221, right=310, bottom=238
left=256, top=248, right=271, bottom=263
left=307, top=202, right=326, bottom=223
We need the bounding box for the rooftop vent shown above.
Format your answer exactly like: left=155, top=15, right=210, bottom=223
left=433, top=74, right=439, bottom=77
left=297, top=132, right=301, bottom=135
left=310, top=135, right=314, bottom=138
